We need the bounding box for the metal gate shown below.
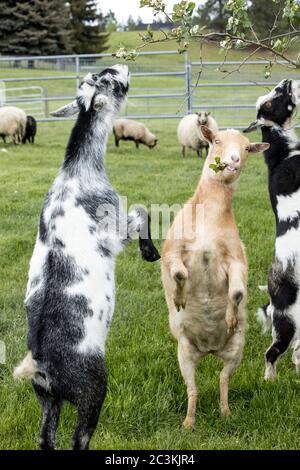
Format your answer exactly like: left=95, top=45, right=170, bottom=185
left=0, top=52, right=299, bottom=128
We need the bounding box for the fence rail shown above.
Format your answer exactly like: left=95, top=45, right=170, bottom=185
left=0, top=50, right=299, bottom=128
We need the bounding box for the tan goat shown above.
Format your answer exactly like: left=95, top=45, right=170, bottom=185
left=161, top=126, right=269, bottom=428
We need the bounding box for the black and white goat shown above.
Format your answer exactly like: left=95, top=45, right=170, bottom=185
left=244, top=79, right=300, bottom=379
left=14, top=64, right=160, bottom=450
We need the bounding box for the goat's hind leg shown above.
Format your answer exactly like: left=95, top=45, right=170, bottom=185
left=219, top=359, right=240, bottom=417
left=292, top=339, right=300, bottom=373
left=33, top=382, right=62, bottom=450
left=72, top=362, right=107, bottom=451
left=217, top=331, right=245, bottom=417
left=265, top=310, right=295, bottom=380
left=178, top=337, right=202, bottom=429
left=72, top=389, right=106, bottom=451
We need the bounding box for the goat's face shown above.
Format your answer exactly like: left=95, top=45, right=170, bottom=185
left=51, top=64, right=130, bottom=117
left=197, top=111, right=210, bottom=126
left=244, top=79, right=299, bottom=133
left=201, top=126, right=270, bottom=184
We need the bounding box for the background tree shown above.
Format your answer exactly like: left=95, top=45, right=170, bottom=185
left=194, top=0, right=229, bottom=33
left=126, top=15, right=138, bottom=31
left=0, top=1, right=17, bottom=54
left=104, top=10, right=118, bottom=33
left=69, top=0, right=109, bottom=54
left=248, top=0, right=298, bottom=37
left=0, top=0, right=71, bottom=59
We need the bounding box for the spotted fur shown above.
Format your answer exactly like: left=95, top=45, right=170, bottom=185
left=245, top=79, right=300, bottom=379
left=14, top=65, right=160, bottom=450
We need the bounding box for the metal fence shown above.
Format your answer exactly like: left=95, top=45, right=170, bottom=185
left=0, top=51, right=299, bottom=128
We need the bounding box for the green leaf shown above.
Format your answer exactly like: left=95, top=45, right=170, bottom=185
left=147, top=24, right=153, bottom=38
left=209, top=156, right=228, bottom=173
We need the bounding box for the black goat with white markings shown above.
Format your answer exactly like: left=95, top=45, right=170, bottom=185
left=244, top=79, right=300, bottom=379
left=14, top=65, right=160, bottom=450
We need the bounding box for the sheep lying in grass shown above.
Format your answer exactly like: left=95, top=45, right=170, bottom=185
left=22, top=116, right=37, bottom=144
left=113, top=118, right=157, bottom=149
left=0, top=106, right=26, bottom=144
left=177, top=112, right=218, bottom=158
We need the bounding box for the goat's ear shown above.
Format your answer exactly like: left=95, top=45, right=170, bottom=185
left=50, top=100, right=79, bottom=117
left=200, top=125, right=215, bottom=144
left=243, top=119, right=262, bottom=133
left=249, top=142, right=270, bottom=153
left=207, top=111, right=211, bottom=115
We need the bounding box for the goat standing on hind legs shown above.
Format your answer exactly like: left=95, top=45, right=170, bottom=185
left=244, top=78, right=300, bottom=379
left=14, top=65, right=160, bottom=451
left=161, top=126, right=269, bottom=429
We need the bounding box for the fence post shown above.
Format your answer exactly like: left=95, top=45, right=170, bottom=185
left=185, top=51, right=192, bottom=114
left=75, top=56, right=80, bottom=90
left=43, top=87, right=49, bottom=118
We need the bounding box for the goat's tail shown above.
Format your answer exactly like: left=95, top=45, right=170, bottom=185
left=256, top=302, right=273, bottom=334
left=13, top=351, right=37, bottom=380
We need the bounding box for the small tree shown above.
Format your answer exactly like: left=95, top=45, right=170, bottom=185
left=69, top=0, right=109, bottom=54
left=104, top=10, right=118, bottom=33
left=126, top=15, right=138, bottom=31
left=114, top=0, right=300, bottom=74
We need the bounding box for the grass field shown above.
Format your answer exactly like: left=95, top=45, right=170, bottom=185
left=1, top=119, right=300, bottom=450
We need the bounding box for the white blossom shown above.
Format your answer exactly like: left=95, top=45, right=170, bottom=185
left=115, top=47, right=128, bottom=59
left=190, top=25, right=200, bottom=35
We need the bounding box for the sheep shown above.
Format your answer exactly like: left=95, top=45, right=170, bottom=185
left=13, top=65, right=160, bottom=451
left=244, top=78, right=300, bottom=380
left=113, top=118, right=158, bottom=149
left=161, top=125, right=269, bottom=428
left=22, top=115, right=37, bottom=144
left=0, top=106, right=26, bottom=144
left=177, top=111, right=218, bottom=158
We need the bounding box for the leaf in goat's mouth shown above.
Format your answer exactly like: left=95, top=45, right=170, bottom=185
left=209, top=157, right=228, bottom=173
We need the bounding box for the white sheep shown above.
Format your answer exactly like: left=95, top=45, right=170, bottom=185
left=0, top=106, right=26, bottom=144
left=177, top=112, right=218, bottom=158
left=113, top=118, right=158, bottom=149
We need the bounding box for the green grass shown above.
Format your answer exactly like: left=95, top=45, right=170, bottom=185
left=1, top=121, right=300, bottom=450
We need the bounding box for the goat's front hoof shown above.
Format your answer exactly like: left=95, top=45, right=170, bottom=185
left=182, top=416, right=195, bottom=430
left=173, top=291, right=186, bottom=312
left=140, top=243, right=160, bottom=262
left=174, top=271, right=187, bottom=283
left=225, top=313, right=238, bottom=334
